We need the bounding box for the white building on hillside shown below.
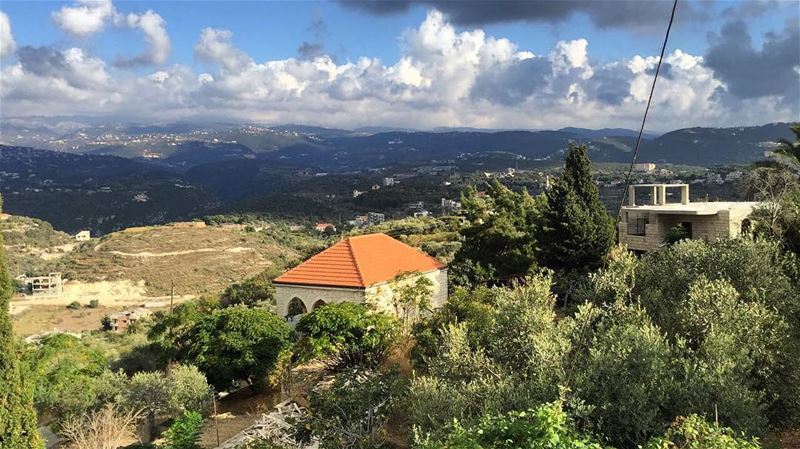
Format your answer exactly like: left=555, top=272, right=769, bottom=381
left=273, top=233, right=447, bottom=321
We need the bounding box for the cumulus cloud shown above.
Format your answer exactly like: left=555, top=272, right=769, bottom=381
left=195, top=28, right=252, bottom=72
left=0, top=11, right=15, bottom=58
left=52, top=0, right=115, bottom=36
left=52, top=0, right=170, bottom=66
left=2, top=9, right=797, bottom=130
left=114, top=10, right=171, bottom=66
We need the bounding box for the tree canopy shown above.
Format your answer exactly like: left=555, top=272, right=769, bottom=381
left=539, top=143, right=615, bottom=271
left=0, top=194, right=43, bottom=448
left=452, top=179, right=543, bottom=285
left=178, top=306, right=293, bottom=390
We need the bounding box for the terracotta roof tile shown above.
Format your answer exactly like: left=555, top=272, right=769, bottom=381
left=274, top=233, right=445, bottom=288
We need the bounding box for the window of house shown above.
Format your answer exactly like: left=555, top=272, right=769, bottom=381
left=627, top=214, right=647, bottom=236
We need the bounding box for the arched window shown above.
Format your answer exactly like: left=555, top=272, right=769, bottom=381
left=287, top=297, right=307, bottom=317
left=312, top=299, right=327, bottom=310
left=741, top=218, right=752, bottom=235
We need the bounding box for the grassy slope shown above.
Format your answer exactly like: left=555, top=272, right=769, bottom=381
left=60, top=224, right=321, bottom=296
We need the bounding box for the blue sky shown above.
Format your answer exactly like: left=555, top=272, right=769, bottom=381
left=3, top=1, right=793, bottom=67
left=0, top=1, right=798, bottom=130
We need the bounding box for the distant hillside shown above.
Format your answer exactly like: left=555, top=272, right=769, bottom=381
left=0, top=145, right=219, bottom=234
left=637, top=123, right=794, bottom=165
left=559, top=127, right=656, bottom=139
left=2, top=120, right=794, bottom=170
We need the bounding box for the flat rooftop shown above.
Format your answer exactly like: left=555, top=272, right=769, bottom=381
left=621, top=201, right=759, bottom=216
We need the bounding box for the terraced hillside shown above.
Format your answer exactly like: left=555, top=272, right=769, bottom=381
left=0, top=214, right=76, bottom=277
left=60, top=223, right=322, bottom=296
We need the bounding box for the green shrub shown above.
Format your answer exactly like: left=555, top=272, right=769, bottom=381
left=162, top=410, right=204, bottom=449
left=642, top=414, right=761, bottom=449
left=88, top=299, right=100, bottom=308
left=415, top=402, right=604, bottom=449
left=67, top=301, right=81, bottom=310
left=296, top=303, right=399, bottom=370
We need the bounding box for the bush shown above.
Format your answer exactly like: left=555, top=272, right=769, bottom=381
left=162, top=410, right=204, bottom=449
left=101, top=315, right=113, bottom=331
left=415, top=402, right=604, bottom=449
left=642, top=414, right=761, bottom=449
left=179, top=306, right=294, bottom=390
left=67, top=301, right=81, bottom=310
left=296, top=303, right=399, bottom=370
left=88, top=299, right=100, bottom=308
left=221, top=278, right=274, bottom=307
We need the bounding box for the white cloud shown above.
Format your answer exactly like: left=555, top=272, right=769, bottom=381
left=52, top=0, right=115, bottom=36
left=195, top=28, right=252, bottom=73
left=115, top=10, right=170, bottom=66
left=3, top=9, right=797, bottom=130
left=0, top=11, right=15, bottom=58
left=52, top=0, right=170, bottom=66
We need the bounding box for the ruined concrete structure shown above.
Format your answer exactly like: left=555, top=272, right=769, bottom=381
left=618, top=184, right=759, bottom=252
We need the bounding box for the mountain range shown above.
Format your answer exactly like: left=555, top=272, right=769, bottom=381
left=1, top=120, right=793, bottom=170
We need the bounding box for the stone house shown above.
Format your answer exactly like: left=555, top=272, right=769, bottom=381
left=274, top=233, right=447, bottom=321
left=74, top=230, right=91, bottom=241
left=618, top=183, right=759, bottom=252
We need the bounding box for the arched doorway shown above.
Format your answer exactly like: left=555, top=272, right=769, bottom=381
left=287, top=297, right=307, bottom=318
left=312, top=299, right=327, bottom=310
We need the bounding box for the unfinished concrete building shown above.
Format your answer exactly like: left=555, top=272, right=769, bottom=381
left=16, top=272, right=63, bottom=297
left=618, top=184, right=759, bottom=252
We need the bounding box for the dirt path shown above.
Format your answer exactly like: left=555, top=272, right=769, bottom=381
left=97, top=247, right=255, bottom=258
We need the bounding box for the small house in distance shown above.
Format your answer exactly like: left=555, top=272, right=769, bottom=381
left=618, top=183, right=758, bottom=252
left=108, top=307, right=152, bottom=332
left=314, top=223, right=336, bottom=233
left=273, top=233, right=447, bottom=321
left=74, top=230, right=91, bottom=241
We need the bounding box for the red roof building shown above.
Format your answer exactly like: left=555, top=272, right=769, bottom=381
left=274, top=233, right=448, bottom=320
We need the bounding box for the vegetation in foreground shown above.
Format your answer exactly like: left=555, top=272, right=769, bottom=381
left=2, top=129, right=800, bottom=449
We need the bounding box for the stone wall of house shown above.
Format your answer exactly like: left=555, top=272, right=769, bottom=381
left=273, top=269, right=447, bottom=321
left=619, top=206, right=756, bottom=252
left=274, top=283, right=367, bottom=320
left=365, top=269, right=448, bottom=316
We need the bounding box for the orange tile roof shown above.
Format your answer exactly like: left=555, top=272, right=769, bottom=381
left=274, top=233, right=446, bottom=288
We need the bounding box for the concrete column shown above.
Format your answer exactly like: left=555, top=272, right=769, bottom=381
left=651, top=186, right=658, bottom=205
left=659, top=185, right=667, bottom=205
left=628, top=185, right=636, bottom=206
left=681, top=185, right=689, bottom=205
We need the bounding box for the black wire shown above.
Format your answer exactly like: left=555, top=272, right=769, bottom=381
left=616, top=0, right=679, bottom=218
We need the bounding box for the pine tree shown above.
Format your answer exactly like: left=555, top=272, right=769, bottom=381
left=0, top=195, right=43, bottom=449
left=539, top=144, right=615, bottom=271
left=453, top=179, right=544, bottom=284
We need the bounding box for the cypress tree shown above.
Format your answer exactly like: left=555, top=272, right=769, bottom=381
left=539, top=143, right=615, bottom=271
left=0, top=195, right=43, bottom=449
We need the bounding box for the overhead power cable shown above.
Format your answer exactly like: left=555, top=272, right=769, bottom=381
left=616, top=0, right=679, bottom=218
